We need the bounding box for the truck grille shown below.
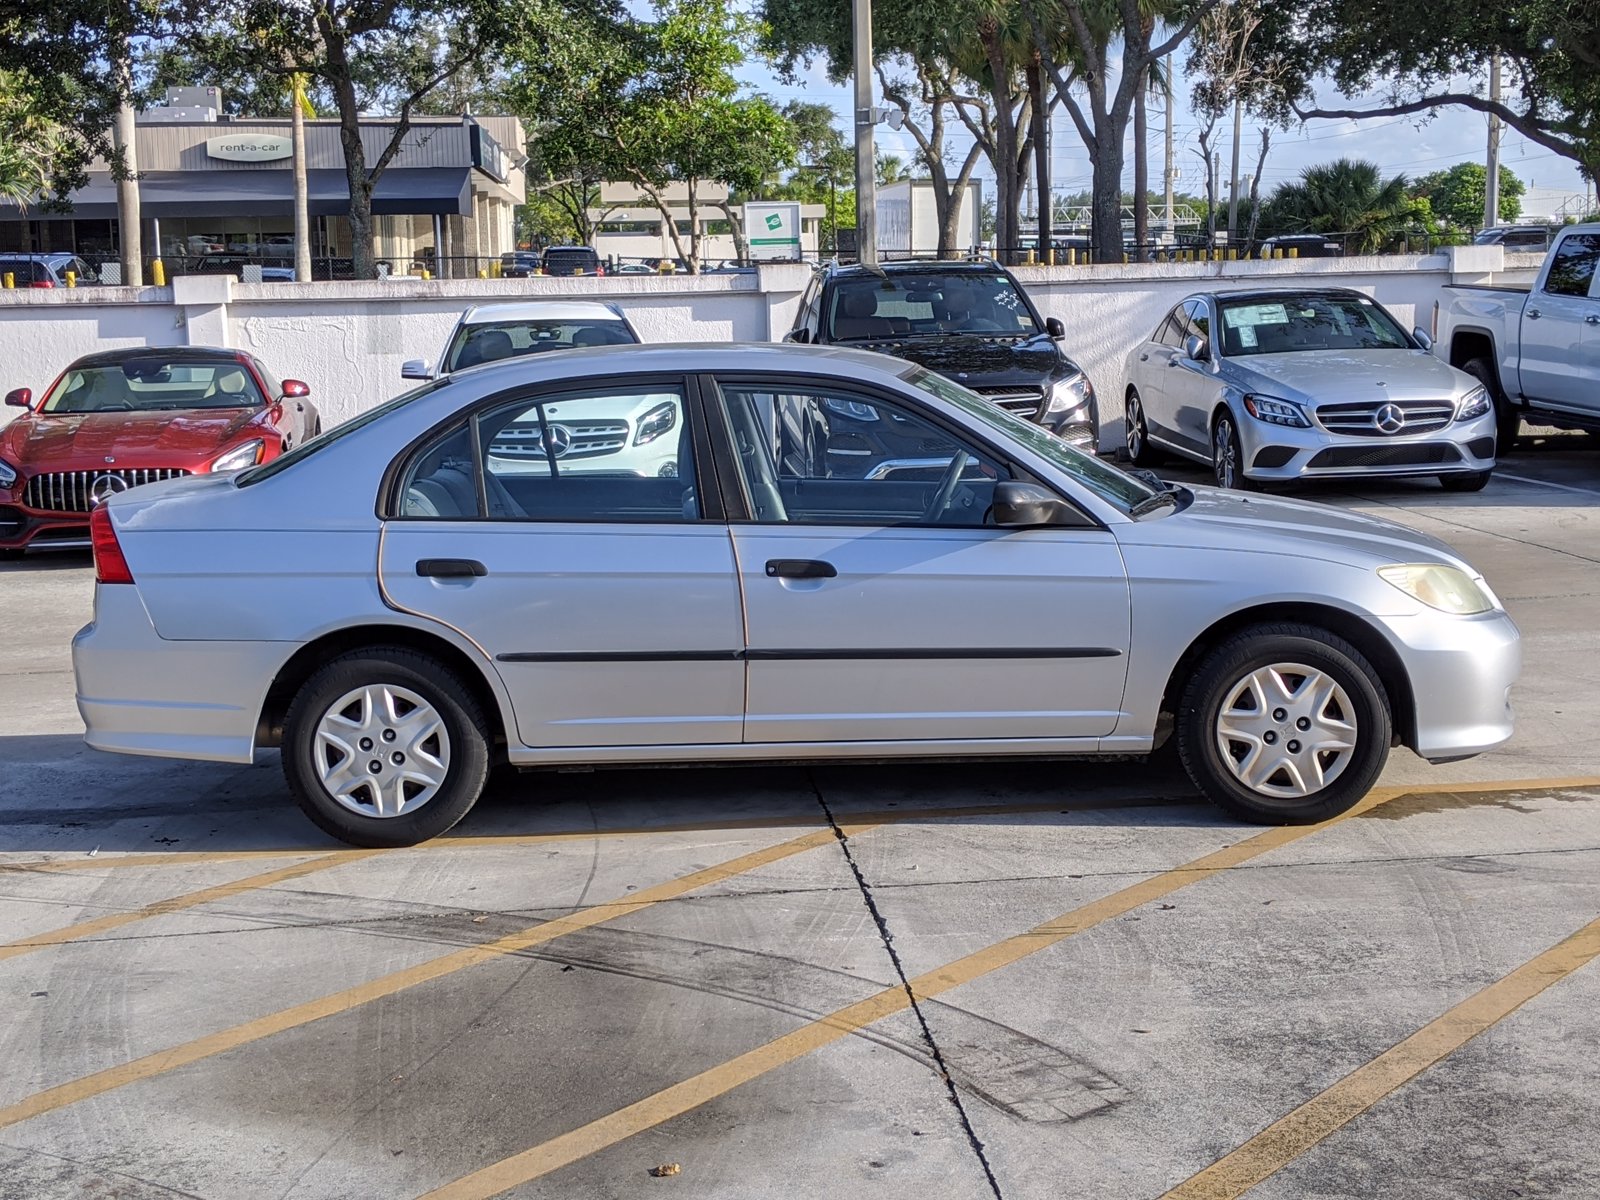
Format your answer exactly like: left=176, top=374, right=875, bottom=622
left=1315, top=399, right=1455, bottom=437
left=971, top=386, right=1045, bottom=420
left=490, top=419, right=631, bottom=462
left=24, top=468, right=191, bottom=513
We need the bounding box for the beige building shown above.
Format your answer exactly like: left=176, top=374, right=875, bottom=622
left=592, top=181, right=825, bottom=264
left=0, top=91, right=525, bottom=276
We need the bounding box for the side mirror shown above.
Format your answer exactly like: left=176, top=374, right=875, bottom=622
left=4, top=388, right=30, bottom=408
left=1045, top=316, right=1066, bottom=339
left=401, top=359, right=434, bottom=381
left=789, top=328, right=811, bottom=345
left=1183, top=334, right=1210, bottom=363
left=992, top=480, right=1083, bottom=528
left=1411, top=327, right=1434, bottom=352
left=281, top=379, right=310, bottom=398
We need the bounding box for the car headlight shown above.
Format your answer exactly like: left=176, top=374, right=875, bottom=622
left=633, top=401, right=678, bottom=445
left=211, top=439, right=265, bottom=472
left=823, top=397, right=879, bottom=422
left=1242, top=394, right=1311, bottom=428
left=0, top=458, right=15, bottom=489
left=1377, top=564, right=1498, bottom=614
left=1455, top=385, right=1491, bottom=422
left=1045, top=370, right=1094, bottom=418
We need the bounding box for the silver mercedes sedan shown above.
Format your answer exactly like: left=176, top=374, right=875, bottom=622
left=1123, top=288, right=1498, bottom=490
left=73, top=344, right=1519, bottom=847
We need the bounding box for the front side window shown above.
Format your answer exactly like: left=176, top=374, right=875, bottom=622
left=825, top=273, right=1040, bottom=341
left=446, top=319, right=635, bottom=371
left=1543, top=234, right=1600, bottom=298
left=42, top=358, right=267, bottom=413
left=715, top=382, right=1010, bottom=527
left=1216, top=294, right=1409, bottom=356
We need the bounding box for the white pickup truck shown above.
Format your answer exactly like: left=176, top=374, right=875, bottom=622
left=1436, top=222, right=1600, bottom=445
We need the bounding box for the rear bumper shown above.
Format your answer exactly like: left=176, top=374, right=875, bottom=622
left=73, top=585, right=286, bottom=764
left=1386, top=607, right=1520, bottom=760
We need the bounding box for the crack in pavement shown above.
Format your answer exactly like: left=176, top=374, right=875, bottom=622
left=810, top=769, right=1008, bottom=1200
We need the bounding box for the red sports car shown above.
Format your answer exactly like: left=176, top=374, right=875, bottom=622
left=0, top=346, right=318, bottom=556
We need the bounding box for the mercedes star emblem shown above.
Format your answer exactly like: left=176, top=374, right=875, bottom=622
left=89, top=474, right=130, bottom=506
left=1373, top=403, right=1406, bottom=434
left=543, top=424, right=573, bottom=458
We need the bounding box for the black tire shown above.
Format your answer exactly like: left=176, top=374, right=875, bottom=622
left=1211, top=409, right=1256, bottom=490
left=1440, top=470, right=1492, bottom=492
left=1125, top=388, right=1158, bottom=465
left=1461, top=357, right=1518, bottom=451
left=1177, top=623, right=1392, bottom=825
left=282, top=647, right=491, bottom=847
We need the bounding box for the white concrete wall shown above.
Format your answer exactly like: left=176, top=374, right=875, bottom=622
left=0, top=250, right=1538, bottom=443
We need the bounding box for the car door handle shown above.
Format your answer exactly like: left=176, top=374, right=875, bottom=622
left=416, top=558, right=487, bottom=578
left=1527, top=308, right=1541, bottom=320
left=1139, top=353, right=1149, bottom=361
left=1587, top=315, right=1600, bottom=326
left=765, top=559, right=837, bottom=579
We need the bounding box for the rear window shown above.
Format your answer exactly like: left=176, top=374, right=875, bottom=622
left=542, top=249, right=600, bottom=274
left=239, top=381, right=444, bottom=486
left=1543, top=234, right=1600, bottom=298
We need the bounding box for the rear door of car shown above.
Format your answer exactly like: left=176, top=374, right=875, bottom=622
left=378, top=374, right=747, bottom=749
left=1133, top=304, right=1187, bottom=441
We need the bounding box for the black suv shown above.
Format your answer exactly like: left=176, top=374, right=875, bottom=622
left=784, top=259, right=1097, bottom=449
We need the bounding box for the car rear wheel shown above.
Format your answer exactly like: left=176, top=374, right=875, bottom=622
left=282, top=648, right=490, bottom=847
left=1462, top=357, right=1518, bottom=451
left=1177, top=624, right=1391, bottom=824
left=1125, top=389, right=1157, bottom=465
left=1440, top=469, right=1492, bottom=492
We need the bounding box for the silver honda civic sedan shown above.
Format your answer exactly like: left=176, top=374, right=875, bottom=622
left=73, top=344, right=1519, bottom=847
left=1123, top=288, right=1498, bottom=490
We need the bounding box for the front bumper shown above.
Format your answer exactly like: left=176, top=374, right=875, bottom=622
left=1384, top=606, right=1520, bottom=761
left=0, top=502, right=90, bottom=551
left=1238, top=407, right=1498, bottom=482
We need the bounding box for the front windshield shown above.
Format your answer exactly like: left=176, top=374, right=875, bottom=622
left=827, top=273, right=1040, bottom=342
left=42, top=360, right=267, bottom=413
left=445, top=319, right=634, bottom=371
left=905, top=367, right=1158, bottom=514
left=1217, top=294, right=1410, bottom=356
left=237, top=380, right=445, bottom=486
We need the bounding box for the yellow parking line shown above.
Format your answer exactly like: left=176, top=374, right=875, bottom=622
left=0, top=823, right=870, bottom=1133
left=0, top=851, right=378, bottom=963
left=1158, top=912, right=1600, bottom=1200
left=419, top=786, right=1421, bottom=1200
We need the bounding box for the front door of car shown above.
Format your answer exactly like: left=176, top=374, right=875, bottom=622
left=1520, top=232, right=1600, bottom=416
left=1167, top=299, right=1224, bottom=453
left=378, top=377, right=746, bottom=749
left=709, top=379, right=1131, bottom=744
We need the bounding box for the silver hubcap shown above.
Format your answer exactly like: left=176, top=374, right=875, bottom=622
left=313, top=684, right=451, bottom=818
left=1215, top=663, right=1358, bottom=800
left=1214, top=418, right=1237, bottom=488
left=1126, top=394, right=1144, bottom=456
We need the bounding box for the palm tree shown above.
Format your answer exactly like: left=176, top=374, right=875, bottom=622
left=0, top=72, right=63, bottom=213
left=1266, top=158, right=1426, bottom=254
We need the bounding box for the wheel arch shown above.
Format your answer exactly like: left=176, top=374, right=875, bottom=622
left=1448, top=327, right=1499, bottom=377
left=257, top=623, right=510, bottom=754
left=1159, top=602, right=1417, bottom=750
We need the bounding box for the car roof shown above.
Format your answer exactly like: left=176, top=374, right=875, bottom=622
left=1202, top=286, right=1372, bottom=304
left=446, top=342, right=918, bottom=385
left=67, top=345, right=248, bottom=370
left=542, top=245, right=599, bottom=254
left=0, top=253, right=75, bottom=263
left=826, top=259, right=1002, bottom=280
left=462, top=301, right=626, bottom=324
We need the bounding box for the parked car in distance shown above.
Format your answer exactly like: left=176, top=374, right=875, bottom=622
left=73, top=343, right=1519, bottom=847
left=402, top=301, right=641, bottom=381
left=1472, top=225, right=1554, bottom=253
left=184, top=254, right=296, bottom=282
left=540, top=245, right=604, bottom=277
left=785, top=259, right=1099, bottom=451
left=0, top=253, right=102, bottom=288
left=1124, top=288, right=1497, bottom=490
left=1258, top=235, right=1343, bottom=259
left=500, top=251, right=542, bottom=278
left=1437, top=222, right=1600, bottom=445
left=0, top=346, right=317, bottom=556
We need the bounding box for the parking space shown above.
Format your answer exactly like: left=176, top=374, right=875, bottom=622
left=3, top=433, right=1600, bottom=1199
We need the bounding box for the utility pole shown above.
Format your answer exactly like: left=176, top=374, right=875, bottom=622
left=1226, top=96, right=1243, bottom=240
left=112, top=40, right=142, bottom=287
left=1484, top=52, right=1502, bottom=230
left=292, top=78, right=312, bottom=282
left=852, top=0, right=877, bottom=268
left=1164, top=64, right=1175, bottom=240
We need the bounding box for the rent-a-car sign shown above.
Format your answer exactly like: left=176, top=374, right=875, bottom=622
left=205, top=136, right=293, bottom=163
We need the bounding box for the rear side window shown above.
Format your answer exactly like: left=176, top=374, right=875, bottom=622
left=1543, top=234, right=1600, bottom=298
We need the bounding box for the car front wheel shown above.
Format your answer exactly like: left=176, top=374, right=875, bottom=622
left=1177, top=624, right=1392, bottom=824
left=282, top=648, right=491, bottom=847
left=1211, top=411, right=1255, bottom=490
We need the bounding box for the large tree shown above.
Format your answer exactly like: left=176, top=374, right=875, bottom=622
left=1264, top=158, right=1427, bottom=254
left=1412, top=163, right=1525, bottom=229
left=179, top=1, right=545, bottom=278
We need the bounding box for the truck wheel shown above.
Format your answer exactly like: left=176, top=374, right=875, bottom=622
left=1462, top=357, right=1518, bottom=452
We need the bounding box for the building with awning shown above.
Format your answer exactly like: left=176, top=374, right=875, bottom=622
left=0, top=91, right=526, bottom=277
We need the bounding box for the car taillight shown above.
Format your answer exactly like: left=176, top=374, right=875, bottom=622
left=89, top=506, right=134, bottom=584
left=29, top=280, right=54, bottom=289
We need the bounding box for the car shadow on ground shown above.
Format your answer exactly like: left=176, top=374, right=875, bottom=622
left=0, top=549, right=93, bottom=572
left=0, top=733, right=1208, bottom=858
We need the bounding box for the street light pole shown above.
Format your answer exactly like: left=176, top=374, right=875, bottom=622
left=852, top=0, right=877, bottom=267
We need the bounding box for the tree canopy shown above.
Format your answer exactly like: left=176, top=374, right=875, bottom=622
left=1411, top=163, right=1525, bottom=229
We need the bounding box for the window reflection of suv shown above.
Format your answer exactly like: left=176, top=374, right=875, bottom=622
left=784, top=259, right=1098, bottom=450
left=1473, top=226, right=1553, bottom=253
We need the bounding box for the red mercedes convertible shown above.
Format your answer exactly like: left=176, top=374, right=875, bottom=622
left=0, top=346, right=318, bottom=556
